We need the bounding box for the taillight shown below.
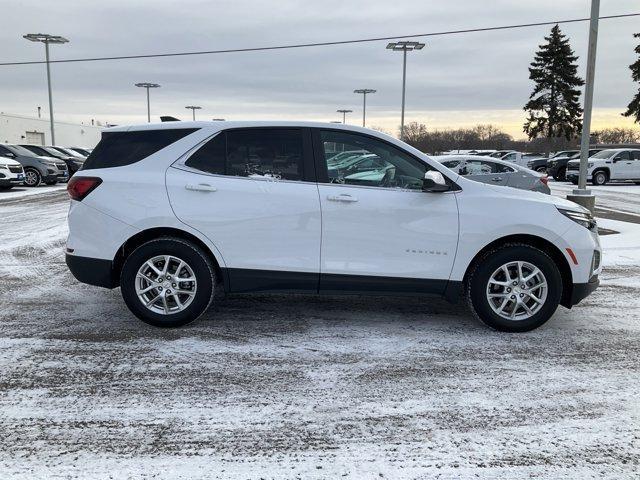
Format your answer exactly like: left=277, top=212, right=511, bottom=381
left=540, top=175, right=549, bottom=185
left=67, top=176, right=102, bottom=201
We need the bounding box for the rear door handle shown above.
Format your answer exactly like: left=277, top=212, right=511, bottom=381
left=327, top=194, right=358, bottom=202
left=491, top=177, right=503, bottom=182
left=185, top=183, right=217, bottom=192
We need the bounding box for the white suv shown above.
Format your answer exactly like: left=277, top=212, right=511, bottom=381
left=566, top=148, right=640, bottom=186
left=66, top=122, right=602, bottom=332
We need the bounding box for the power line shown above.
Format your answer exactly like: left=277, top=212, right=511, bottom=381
left=1, top=13, right=638, bottom=67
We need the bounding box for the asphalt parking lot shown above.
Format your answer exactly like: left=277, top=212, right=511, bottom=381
left=1, top=186, right=639, bottom=479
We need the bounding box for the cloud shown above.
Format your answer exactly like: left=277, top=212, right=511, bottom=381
left=0, top=0, right=638, bottom=135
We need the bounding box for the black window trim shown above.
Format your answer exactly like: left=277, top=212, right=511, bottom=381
left=175, top=127, right=316, bottom=183
left=310, top=127, right=461, bottom=191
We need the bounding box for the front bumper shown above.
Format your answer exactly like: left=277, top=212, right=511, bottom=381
left=66, top=253, right=117, bottom=289
left=570, top=275, right=599, bottom=306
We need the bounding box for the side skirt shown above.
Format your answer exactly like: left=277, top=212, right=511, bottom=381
left=224, top=268, right=460, bottom=300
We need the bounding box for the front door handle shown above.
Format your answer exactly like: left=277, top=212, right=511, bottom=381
left=185, top=183, right=217, bottom=192
left=327, top=194, right=358, bottom=202
left=491, top=177, right=503, bottom=182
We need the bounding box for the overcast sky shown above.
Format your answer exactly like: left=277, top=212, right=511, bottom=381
left=0, top=0, right=638, bottom=138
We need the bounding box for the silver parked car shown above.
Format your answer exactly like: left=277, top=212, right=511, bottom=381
left=435, top=155, right=550, bottom=194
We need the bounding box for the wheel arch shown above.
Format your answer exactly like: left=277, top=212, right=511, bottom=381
left=592, top=167, right=610, bottom=180
left=461, top=234, right=574, bottom=308
left=113, top=227, right=228, bottom=291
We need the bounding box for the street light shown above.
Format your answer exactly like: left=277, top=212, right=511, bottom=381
left=336, top=109, right=353, bottom=124
left=353, top=89, right=376, bottom=127
left=23, top=33, right=69, bottom=145
left=185, top=105, right=202, bottom=121
left=135, top=82, right=161, bottom=123
left=386, top=40, right=425, bottom=140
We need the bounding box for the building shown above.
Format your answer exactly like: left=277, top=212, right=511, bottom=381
left=0, top=113, right=103, bottom=147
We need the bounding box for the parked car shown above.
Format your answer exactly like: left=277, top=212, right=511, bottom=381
left=525, top=156, right=549, bottom=173
left=566, top=148, right=640, bottom=185
left=0, top=144, right=68, bottom=186
left=488, top=150, right=516, bottom=158
left=20, top=144, right=84, bottom=176
left=0, top=157, right=25, bottom=190
left=65, top=121, right=601, bottom=333
left=47, top=146, right=87, bottom=160
left=437, top=155, right=550, bottom=194
left=69, top=147, right=92, bottom=157
left=547, top=149, right=603, bottom=181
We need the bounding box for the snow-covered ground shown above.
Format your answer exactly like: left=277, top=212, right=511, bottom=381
left=0, top=184, right=66, bottom=201
left=1, top=188, right=639, bottom=479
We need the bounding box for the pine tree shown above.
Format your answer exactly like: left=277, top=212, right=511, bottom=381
left=523, top=25, right=584, bottom=141
left=622, top=33, right=640, bottom=123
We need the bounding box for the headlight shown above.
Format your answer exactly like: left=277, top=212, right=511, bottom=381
left=0, top=164, right=8, bottom=170
left=527, top=162, right=533, bottom=168
left=558, top=208, right=596, bottom=230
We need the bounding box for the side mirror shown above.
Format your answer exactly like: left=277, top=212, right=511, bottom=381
left=423, top=170, right=450, bottom=192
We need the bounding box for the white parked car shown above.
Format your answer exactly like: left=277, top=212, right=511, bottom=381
left=566, top=148, right=640, bottom=186
left=66, top=122, right=602, bottom=332
left=0, top=157, right=25, bottom=190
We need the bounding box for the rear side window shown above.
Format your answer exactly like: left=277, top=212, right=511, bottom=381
left=83, top=128, right=198, bottom=170
left=185, top=129, right=304, bottom=181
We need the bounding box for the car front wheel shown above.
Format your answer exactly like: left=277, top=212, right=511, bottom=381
left=24, top=168, right=42, bottom=187
left=120, top=237, right=217, bottom=327
left=592, top=171, right=607, bottom=186
left=466, top=244, right=562, bottom=332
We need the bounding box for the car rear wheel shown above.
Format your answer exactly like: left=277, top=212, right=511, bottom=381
left=23, top=168, right=41, bottom=187
left=466, top=244, right=562, bottom=332
left=556, top=167, right=566, bottom=181
left=535, top=166, right=547, bottom=173
left=120, top=237, right=217, bottom=327
left=45, top=180, right=57, bottom=186
left=592, top=171, right=607, bottom=186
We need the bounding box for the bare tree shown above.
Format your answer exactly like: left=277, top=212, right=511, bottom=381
left=592, top=128, right=640, bottom=144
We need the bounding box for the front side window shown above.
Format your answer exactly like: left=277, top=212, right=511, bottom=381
left=615, top=151, right=631, bottom=161
left=632, top=151, right=640, bottom=160
left=319, top=130, right=428, bottom=190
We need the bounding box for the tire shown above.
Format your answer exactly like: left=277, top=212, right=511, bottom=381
left=465, top=243, right=562, bottom=332
left=120, top=237, right=217, bottom=327
left=570, top=179, right=578, bottom=185
left=535, top=166, right=547, bottom=173
left=634, top=182, right=640, bottom=185
left=45, top=180, right=58, bottom=186
left=592, top=171, right=607, bottom=186
left=23, top=168, right=42, bottom=187
left=0, top=186, right=13, bottom=191
left=557, top=167, right=566, bottom=182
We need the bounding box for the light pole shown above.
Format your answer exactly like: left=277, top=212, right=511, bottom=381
left=353, top=89, right=376, bottom=127
left=23, top=33, right=69, bottom=145
left=386, top=41, right=425, bottom=140
left=567, top=0, right=599, bottom=214
left=135, top=83, right=161, bottom=123
left=336, top=109, right=353, bottom=124
left=185, top=105, right=202, bottom=121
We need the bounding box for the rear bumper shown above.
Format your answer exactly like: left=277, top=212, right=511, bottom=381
left=66, top=253, right=117, bottom=289
left=570, top=275, right=599, bottom=306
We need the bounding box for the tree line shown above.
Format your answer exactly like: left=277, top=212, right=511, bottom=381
left=401, top=25, right=640, bottom=154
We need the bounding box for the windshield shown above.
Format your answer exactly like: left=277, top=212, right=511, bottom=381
left=552, top=150, right=577, bottom=158
left=7, top=145, right=37, bottom=157
left=591, top=149, right=617, bottom=159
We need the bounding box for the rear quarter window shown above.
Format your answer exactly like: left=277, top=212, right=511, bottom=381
left=82, top=128, right=198, bottom=170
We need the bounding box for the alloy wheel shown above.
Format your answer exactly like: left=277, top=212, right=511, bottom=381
left=486, top=261, right=548, bottom=321
left=135, top=255, right=197, bottom=315
left=24, top=170, right=40, bottom=187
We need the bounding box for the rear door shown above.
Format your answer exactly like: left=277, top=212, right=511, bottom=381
left=631, top=150, right=640, bottom=178
left=166, top=128, right=321, bottom=292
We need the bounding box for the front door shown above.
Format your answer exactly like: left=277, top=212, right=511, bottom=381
left=313, top=129, right=459, bottom=293
left=166, top=128, right=321, bottom=292
left=611, top=150, right=633, bottom=180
